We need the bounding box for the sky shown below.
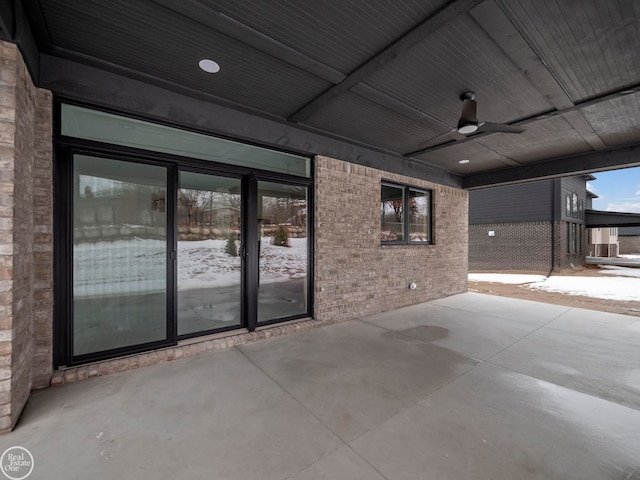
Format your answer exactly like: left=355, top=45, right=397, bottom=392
left=587, top=166, right=640, bottom=213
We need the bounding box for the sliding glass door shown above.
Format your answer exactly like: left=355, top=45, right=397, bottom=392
left=63, top=152, right=311, bottom=365
left=177, top=172, right=243, bottom=336
left=257, top=181, right=308, bottom=324
left=72, top=155, right=169, bottom=356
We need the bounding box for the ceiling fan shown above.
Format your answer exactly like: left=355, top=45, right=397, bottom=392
left=405, top=92, right=526, bottom=157
left=455, top=91, right=524, bottom=135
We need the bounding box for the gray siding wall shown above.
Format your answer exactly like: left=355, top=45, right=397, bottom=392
left=469, top=175, right=591, bottom=270
left=469, top=180, right=553, bottom=224
left=558, top=175, right=589, bottom=222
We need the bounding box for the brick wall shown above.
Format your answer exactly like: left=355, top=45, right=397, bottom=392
left=314, top=156, right=468, bottom=321
left=469, top=222, right=552, bottom=271
left=0, top=41, right=53, bottom=433
left=469, top=220, right=588, bottom=271
left=32, top=89, right=53, bottom=389
left=619, top=236, right=640, bottom=255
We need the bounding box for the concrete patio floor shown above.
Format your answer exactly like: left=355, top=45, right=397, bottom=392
left=2, top=292, right=639, bottom=479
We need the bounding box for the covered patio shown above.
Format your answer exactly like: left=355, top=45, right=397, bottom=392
left=2, top=0, right=640, bottom=436
left=4, top=293, right=639, bottom=479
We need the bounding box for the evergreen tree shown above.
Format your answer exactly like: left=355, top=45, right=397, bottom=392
left=273, top=225, right=290, bottom=247
left=225, top=231, right=238, bottom=256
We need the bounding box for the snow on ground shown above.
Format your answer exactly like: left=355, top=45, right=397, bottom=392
left=599, top=266, right=640, bottom=278
left=74, top=238, right=166, bottom=297
left=75, top=236, right=307, bottom=296
left=178, top=236, right=307, bottom=290
left=468, top=273, right=547, bottom=284
left=469, top=270, right=640, bottom=302
left=257, top=238, right=308, bottom=281
left=528, top=276, right=639, bottom=302
left=178, top=239, right=241, bottom=290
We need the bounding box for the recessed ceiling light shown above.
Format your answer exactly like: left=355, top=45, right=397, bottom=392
left=459, top=159, right=470, bottom=164
left=199, top=59, right=220, bottom=74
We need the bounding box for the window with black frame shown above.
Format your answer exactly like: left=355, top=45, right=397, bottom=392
left=57, top=102, right=313, bottom=365
left=380, top=182, right=432, bottom=244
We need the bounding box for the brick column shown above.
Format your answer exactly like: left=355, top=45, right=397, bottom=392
left=32, top=89, right=53, bottom=389
left=0, top=41, right=53, bottom=433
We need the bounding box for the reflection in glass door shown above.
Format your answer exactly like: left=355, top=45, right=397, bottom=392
left=177, top=172, right=242, bottom=336
left=68, top=157, right=310, bottom=362
left=257, top=181, right=308, bottom=323
left=72, top=155, right=168, bottom=356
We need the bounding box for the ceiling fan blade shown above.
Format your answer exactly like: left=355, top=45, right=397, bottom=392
left=425, top=129, right=465, bottom=145
left=406, top=129, right=463, bottom=156
left=478, top=122, right=525, bottom=134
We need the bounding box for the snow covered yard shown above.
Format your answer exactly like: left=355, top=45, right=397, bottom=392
left=469, top=266, right=640, bottom=302
left=74, top=236, right=307, bottom=296
left=179, top=236, right=307, bottom=290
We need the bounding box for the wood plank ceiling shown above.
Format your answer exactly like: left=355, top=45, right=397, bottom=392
left=17, top=0, right=640, bottom=186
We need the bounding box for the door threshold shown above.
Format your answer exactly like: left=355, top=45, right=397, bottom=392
left=178, top=328, right=250, bottom=346
left=256, top=317, right=312, bottom=331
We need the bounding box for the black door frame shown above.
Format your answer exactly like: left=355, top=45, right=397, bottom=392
left=252, top=174, right=315, bottom=329
left=53, top=103, right=313, bottom=367
left=55, top=148, right=178, bottom=366
left=175, top=165, right=247, bottom=340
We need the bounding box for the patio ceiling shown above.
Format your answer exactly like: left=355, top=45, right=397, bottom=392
left=5, top=0, right=640, bottom=187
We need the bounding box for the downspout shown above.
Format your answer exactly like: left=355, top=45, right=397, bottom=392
left=548, top=180, right=556, bottom=277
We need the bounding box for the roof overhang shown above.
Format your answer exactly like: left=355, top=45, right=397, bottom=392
left=585, top=210, right=640, bottom=228
left=3, top=1, right=640, bottom=187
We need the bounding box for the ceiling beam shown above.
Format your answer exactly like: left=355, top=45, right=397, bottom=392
left=349, top=83, right=452, bottom=131
left=402, top=0, right=611, bottom=159
left=288, top=0, right=484, bottom=124
left=560, top=110, right=608, bottom=151
left=150, top=0, right=345, bottom=85
left=462, top=143, right=640, bottom=189
left=474, top=142, right=522, bottom=167
left=348, top=83, right=529, bottom=169
left=471, top=0, right=574, bottom=110
left=41, top=54, right=463, bottom=188
left=405, top=84, right=640, bottom=157
left=479, top=0, right=607, bottom=151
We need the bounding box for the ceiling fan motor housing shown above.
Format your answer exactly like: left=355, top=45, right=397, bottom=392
left=457, top=92, right=479, bottom=133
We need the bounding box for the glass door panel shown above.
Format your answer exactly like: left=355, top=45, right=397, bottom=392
left=73, top=155, right=168, bottom=356
left=257, top=181, right=308, bottom=323
left=177, top=172, right=242, bottom=335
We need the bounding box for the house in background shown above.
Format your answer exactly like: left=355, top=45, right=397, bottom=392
left=584, top=202, right=640, bottom=257
left=589, top=227, right=619, bottom=257
left=469, top=175, right=593, bottom=271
